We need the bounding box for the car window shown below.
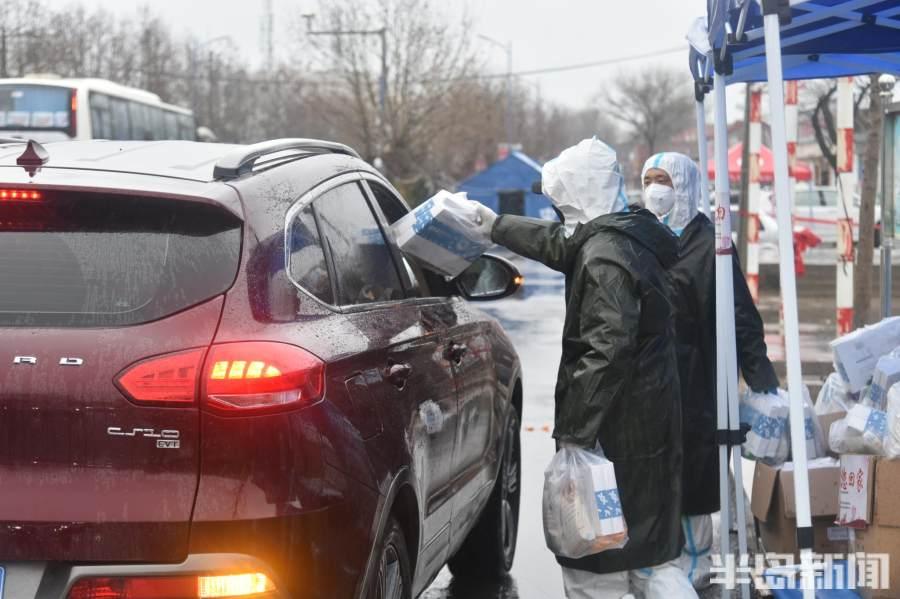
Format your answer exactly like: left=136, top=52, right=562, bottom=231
left=313, top=182, right=404, bottom=306
left=365, top=180, right=451, bottom=298
left=287, top=204, right=333, bottom=305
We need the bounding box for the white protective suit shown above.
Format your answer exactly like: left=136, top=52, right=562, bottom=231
left=640, top=152, right=701, bottom=236
left=542, top=137, right=630, bottom=235
left=641, top=151, right=713, bottom=590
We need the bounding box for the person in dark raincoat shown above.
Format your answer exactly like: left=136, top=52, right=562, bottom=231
left=471, top=139, right=698, bottom=598
left=641, top=152, right=779, bottom=589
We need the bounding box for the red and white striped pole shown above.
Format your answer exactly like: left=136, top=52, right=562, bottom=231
left=786, top=81, right=799, bottom=212
left=747, top=88, right=763, bottom=303
left=836, top=77, right=856, bottom=335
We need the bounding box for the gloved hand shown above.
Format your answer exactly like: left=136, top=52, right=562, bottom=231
left=470, top=201, right=498, bottom=239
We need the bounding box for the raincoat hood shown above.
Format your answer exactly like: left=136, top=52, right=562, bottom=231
left=542, top=137, right=629, bottom=236
left=569, top=209, right=679, bottom=270
left=641, top=152, right=701, bottom=234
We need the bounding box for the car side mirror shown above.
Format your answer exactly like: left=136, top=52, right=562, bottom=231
left=454, top=254, right=522, bottom=301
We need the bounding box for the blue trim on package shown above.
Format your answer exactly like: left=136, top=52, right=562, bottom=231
left=412, top=199, right=486, bottom=261
left=594, top=489, right=623, bottom=519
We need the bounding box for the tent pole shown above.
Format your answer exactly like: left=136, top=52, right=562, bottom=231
left=837, top=77, right=857, bottom=334
left=747, top=88, right=763, bottom=303
left=762, top=9, right=816, bottom=599
left=714, top=70, right=751, bottom=599
left=696, top=98, right=712, bottom=217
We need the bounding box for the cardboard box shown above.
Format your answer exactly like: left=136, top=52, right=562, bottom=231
left=831, top=317, right=900, bottom=393
left=838, top=454, right=876, bottom=527
left=751, top=458, right=848, bottom=557
left=848, top=458, right=900, bottom=599
left=868, top=355, right=900, bottom=411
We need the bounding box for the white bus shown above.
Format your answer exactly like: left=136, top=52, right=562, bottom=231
left=0, top=76, right=198, bottom=142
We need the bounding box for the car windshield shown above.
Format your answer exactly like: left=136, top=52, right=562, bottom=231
left=0, top=84, right=72, bottom=130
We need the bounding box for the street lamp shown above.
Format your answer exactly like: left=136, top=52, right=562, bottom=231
left=304, top=14, right=387, bottom=169
left=478, top=34, right=513, bottom=148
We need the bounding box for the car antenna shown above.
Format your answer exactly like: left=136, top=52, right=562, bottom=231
left=16, top=140, right=49, bottom=178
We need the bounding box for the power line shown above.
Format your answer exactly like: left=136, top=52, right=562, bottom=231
left=425, top=45, right=687, bottom=83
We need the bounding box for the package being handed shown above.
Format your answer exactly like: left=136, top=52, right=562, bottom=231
left=542, top=444, right=627, bottom=559
left=391, top=190, right=493, bottom=278
left=740, top=390, right=790, bottom=465
left=815, top=372, right=853, bottom=416
left=829, top=403, right=887, bottom=455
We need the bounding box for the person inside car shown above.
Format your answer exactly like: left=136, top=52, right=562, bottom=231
left=641, top=152, right=779, bottom=589
left=470, top=138, right=697, bottom=598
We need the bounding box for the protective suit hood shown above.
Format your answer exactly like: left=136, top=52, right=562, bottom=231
left=542, top=137, right=629, bottom=236
left=641, top=152, right=701, bottom=234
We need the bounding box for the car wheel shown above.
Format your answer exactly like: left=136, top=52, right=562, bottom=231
left=369, top=517, right=412, bottom=599
left=447, top=408, right=521, bottom=580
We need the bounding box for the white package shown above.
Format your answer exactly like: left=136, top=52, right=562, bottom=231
left=542, top=444, right=628, bottom=559
left=740, top=390, right=789, bottom=465
left=863, top=355, right=900, bottom=412
left=831, top=317, right=900, bottom=393
left=391, top=190, right=493, bottom=278
left=829, top=403, right=887, bottom=455
left=815, top=372, right=853, bottom=416
left=884, top=385, right=900, bottom=459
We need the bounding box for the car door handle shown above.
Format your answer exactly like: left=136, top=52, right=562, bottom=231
left=445, top=343, right=468, bottom=364
left=385, top=363, right=413, bottom=388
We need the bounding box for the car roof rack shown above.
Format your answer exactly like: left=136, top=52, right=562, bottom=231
left=213, top=138, right=361, bottom=180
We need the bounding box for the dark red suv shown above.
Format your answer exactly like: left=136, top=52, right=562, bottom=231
left=0, top=139, right=523, bottom=599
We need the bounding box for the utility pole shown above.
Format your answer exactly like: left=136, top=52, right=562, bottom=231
left=479, top=34, right=513, bottom=150
left=304, top=14, right=387, bottom=169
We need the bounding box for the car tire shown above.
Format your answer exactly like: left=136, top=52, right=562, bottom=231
left=368, top=517, right=412, bottom=599
left=447, top=408, right=521, bottom=580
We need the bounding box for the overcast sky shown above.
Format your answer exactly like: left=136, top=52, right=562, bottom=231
left=39, top=0, right=754, bottom=120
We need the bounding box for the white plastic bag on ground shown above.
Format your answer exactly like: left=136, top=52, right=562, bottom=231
left=815, top=372, right=852, bottom=415
left=828, top=403, right=887, bottom=455
left=391, top=190, right=493, bottom=278
left=884, top=385, right=900, bottom=459
left=542, top=444, right=628, bottom=559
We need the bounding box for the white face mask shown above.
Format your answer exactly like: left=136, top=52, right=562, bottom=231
left=643, top=183, right=676, bottom=219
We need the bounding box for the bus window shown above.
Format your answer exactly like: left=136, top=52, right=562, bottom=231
left=147, top=107, right=164, bottom=140
left=129, top=101, right=152, bottom=140
left=110, top=97, right=131, bottom=140
left=163, top=111, right=178, bottom=139
left=0, top=84, right=73, bottom=136
left=176, top=113, right=195, bottom=140
left=89, top=92, right=112, bottom=139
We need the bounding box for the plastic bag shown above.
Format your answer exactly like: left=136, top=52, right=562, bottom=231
left=740, top=387, right=824, bottom=464
left=829, top=403, right=887, bottom=455
left=391, top=190, right=493, bottom=278
left=862, top=355, right=900, bottom=412
left=815, top=372, right=852, bottom=416
left=542, top=444, right=628, bottom=559
left=541, top=137, right=628, bottom=236
left=740, top=390, right=790, bottom=465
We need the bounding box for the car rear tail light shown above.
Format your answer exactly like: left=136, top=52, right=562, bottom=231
left=0, top=189, right=41, bottom=201
left=67, top=573, right=277, bottom=598
left=115, top=348, right=206, bottom=405
left=202, top=341, right=325, bottom=414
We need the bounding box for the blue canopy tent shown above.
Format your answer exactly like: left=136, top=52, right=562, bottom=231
left=689, top=3, right=900, bottom=598
left=456, top=151, right=558, bottom=220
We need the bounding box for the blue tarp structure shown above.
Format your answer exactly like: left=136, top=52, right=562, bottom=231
left=690, top=0, right=900, bottom=86
left=456, top=152, right=558, bottom=220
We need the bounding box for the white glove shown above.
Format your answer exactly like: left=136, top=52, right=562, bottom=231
left=471, top=202, right=498, bottom=239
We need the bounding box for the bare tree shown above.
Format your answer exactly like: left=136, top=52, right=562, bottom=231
left=602, top=66, right=694, bottom=165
